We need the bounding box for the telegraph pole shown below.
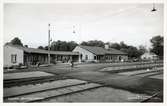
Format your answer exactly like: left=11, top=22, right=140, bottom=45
left=48, top=23, right=51, bottom=65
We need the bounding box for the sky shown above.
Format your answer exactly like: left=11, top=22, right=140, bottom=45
left=4, top=3, right=163, bottom=48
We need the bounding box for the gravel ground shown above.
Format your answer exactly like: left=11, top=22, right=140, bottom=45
left=44, top=87, right=150, bottom=102
left=4, top=71, right=54, bottom=80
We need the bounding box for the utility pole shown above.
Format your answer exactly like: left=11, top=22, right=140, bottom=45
left=48, top=23, right=51, bottom=65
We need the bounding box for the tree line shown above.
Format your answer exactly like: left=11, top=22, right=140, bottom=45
left=5, top=35, right=163, bottom=59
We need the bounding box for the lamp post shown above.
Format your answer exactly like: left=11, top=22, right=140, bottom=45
left=151, top=3, right=157, bottom=12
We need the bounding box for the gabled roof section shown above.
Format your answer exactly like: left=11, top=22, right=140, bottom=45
left=78, top=45, right=127, bottom=55
left=5, top=44, right=79, bottom=55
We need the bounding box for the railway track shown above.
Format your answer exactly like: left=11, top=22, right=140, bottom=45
left=4, top=79, right=102, bottom=102
left=100, top=62, right=163, bottom=73
left=4, top=75, right=67, bottom=88
left=100, top=61, right=163, bottom=69
left=141, top=91, right=163, bottom=102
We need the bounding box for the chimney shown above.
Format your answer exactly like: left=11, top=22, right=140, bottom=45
left=105, top=44, right=109, bottom=50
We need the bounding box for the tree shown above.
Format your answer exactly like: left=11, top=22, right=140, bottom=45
left=109, top=43, right=121, bottom=50
left=67, top=41, right=78, bottom=51
left=150, top=35, right=163, bottom=59
left=138, top=45, right=147, bottom=56
left=8, top=37, right=23, bottom=46
left=120, top=46, right=140, bottom=59
left=80, top=40, right=105, bottom=47
left=110, top=41, right=143, bottom=59
left=127, top=46, right=140, bottom=58
left=44, top=46, right=48, bottom=50
left=80, top=41, right=89, bottom=46
left=38, top=46, right=45, bottom=49
left=24, top=45, right=28, bottom=48
left=120, top=41, right=128, bottom=49
left=110, top=41, right=128, bottom=50
left=50, top=40, right=78, bottom=51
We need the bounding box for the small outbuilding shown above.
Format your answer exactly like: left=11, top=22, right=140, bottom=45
left=140, top=52, right=158, bottom=60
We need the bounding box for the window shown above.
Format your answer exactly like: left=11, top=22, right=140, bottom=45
left=85, top=55, right=88, bottom=60
left=110, top=56, right=112, bottom=60
left=11, top=54, right=17, bottom=63
left=94, top=56, right=96, bottom=60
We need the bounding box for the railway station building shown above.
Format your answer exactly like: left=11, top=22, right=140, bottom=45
left=4, top=44, right=79, bottom=67
left=4, top=44, right=128, bottom=68
left=73, top=45, right=128, bottom=62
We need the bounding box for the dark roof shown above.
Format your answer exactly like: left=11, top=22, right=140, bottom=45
left=79, top=45, right=127, bottom=55
left=5, top=44, right=79, bottom=55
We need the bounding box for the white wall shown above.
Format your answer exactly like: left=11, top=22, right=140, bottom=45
left=73, top=46, right=95, bottom=61
left=141, top=53, right=157, bottom=60
left=4, top=45, right=24, bottom=67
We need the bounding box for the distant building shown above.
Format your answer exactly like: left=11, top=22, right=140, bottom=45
left=73, top=45, right=128, bottom=62
left=141, top=52, right=158, bottom=60
left=4, top=44, right=79, bottom=67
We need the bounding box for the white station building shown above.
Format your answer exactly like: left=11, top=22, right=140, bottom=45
left=3, top=44, right=79, bottom=67
left=73, top=45, right=128, bottom=62
left=4, top=44, right=128, bottom=68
